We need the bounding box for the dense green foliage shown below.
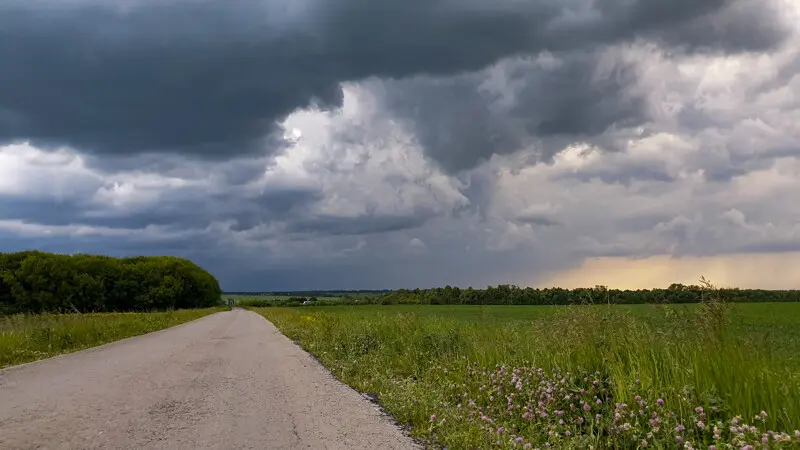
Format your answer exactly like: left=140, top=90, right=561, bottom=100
left=254, top=301, right=800, bottom=448
left=378, top=283, right=800, bottom=305
left=228, top=292, right=382, bottom=307
left=0, top=308, right=226, bottom=368
left=230, top=283, right=800, bottom=308
left=234, top=295, right=350, bottom=307
left=0, top=251, right=222, bottom=314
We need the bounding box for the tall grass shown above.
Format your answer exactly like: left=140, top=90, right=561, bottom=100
left=0, top=307, right=226, bottom=369
left=254, top=300, right=800, bottom=448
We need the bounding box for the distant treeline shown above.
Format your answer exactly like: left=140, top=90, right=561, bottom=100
left=237, top=297, right=318, bottom=307
left=226, top=290, right=390, bottom=298
left=376, top=284, right=800, bottom=305
left=240, top=284, right=800, bottom=307
left=0, top=251, right=222, bottom=314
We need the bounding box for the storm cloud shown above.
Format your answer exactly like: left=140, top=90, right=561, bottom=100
left=0, top=0, right=788, bottom=166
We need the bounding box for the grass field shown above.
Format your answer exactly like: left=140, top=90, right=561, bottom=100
left=223, top=292, right=382, bottom=305
left=0, top=307, right=226, bottom=369
left=225, top=294, right=344, bottom=302
left=254, top=302, right=800, bottom=449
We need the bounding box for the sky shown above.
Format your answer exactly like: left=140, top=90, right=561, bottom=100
left=1, top=0, right=799, bottom=291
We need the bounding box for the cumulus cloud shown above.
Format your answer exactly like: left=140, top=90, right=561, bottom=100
left=0, top=0, right=799, bottom=289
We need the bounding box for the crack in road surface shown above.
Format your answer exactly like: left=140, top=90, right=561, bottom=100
left=0, top=309, right=420, bottom=450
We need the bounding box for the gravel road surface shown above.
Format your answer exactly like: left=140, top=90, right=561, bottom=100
left=0, top=309, right=419, bottom=450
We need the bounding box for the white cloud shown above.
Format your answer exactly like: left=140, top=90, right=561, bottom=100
left=0, top=143, right=103, bottom=199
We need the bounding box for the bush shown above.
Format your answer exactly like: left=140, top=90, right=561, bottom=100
left=0, top=251, right=222, bottom=314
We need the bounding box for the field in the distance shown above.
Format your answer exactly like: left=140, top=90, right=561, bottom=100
left=0, top=308, right=226, bottom=369
left=253, top=303, right=800, bottom=449
left=225, top=291, right=382, bottom=306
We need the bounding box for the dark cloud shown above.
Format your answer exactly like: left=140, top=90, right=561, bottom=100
left=0, top=196, right=84, bottom=226
left=379, top=51, right=646, bottom=172
left=0, top=0, right=787, bottom=167
left=735, top=241, right=800, bottom=254
left=83, top=153, right=272, bottom=186
left=228, top=187, right=323, bottom=231
left=286, top=210, right=436, bottom=236
left=0, top=191, right=208, bottom=230
left=554, top=161, right=676, bottom=185
left=514, top=216, right=561, bottom=227
left=209, top=238, right=572, bottom=290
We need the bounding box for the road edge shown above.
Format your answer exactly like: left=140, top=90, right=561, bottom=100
left=0, top=310, right=230, bottom=375
left=247, top=310, right=427, bottom=449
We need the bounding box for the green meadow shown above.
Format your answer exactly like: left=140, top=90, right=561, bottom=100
left=0, top=308, right=225, bottom=369
left=254, top=301, right=800, bottom=449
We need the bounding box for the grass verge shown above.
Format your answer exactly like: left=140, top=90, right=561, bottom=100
left=0, top=307, right=227, bottom=369
left=253, top=303, right=800, bottom=449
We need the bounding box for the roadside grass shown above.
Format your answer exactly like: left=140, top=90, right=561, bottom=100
left=0, top=307, right=227, bottom=369
left=253, top=302, right=800, bottom=449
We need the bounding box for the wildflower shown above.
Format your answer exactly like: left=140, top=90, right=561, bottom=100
left=695, top=407, right=704, bottom=414
left=497, top=427, right=504, bottom=435
left=696, top=421, right=705, bottom=429
left=577, top=417, right=584, bottom=424
left=595, top=414, right=601, bottom=422
left=647, top=433, right=653, bottom=439
left=523, top=444, right=532, bottom=449
left=515, top=437, right=524, bottom=444
left=430, top=415, right=436, bottom=422
left=596, top=399, right=602, bottom=405
left=676, top=435, right=682, bottom=442
left=675, top=424, right=686, bottom=433
left=583, top=404, right=591, bottom=411
left=657, top=399, right=664, bottom=407
left=640, top=439, right=648, bottom=448
left=760, top=410, right=768, bottom=419
left=709, top=446, right=716, bottom=450
left=440, top=418, right=446, bottom=424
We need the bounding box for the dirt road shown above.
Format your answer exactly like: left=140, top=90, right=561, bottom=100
left=0, top=309, right=419, bottom=450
